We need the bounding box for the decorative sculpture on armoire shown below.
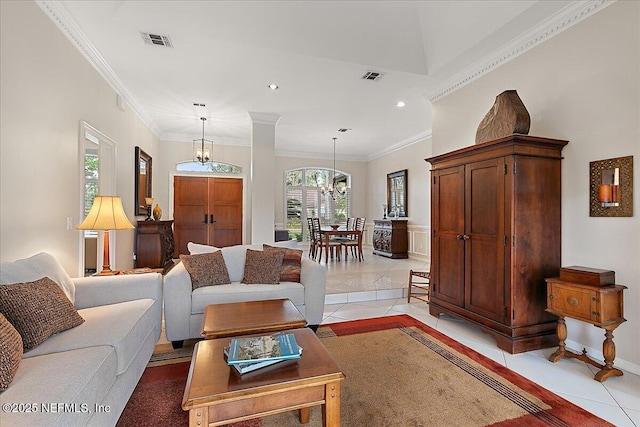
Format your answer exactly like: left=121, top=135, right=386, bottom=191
left=475, top=90, right=530, bottom=144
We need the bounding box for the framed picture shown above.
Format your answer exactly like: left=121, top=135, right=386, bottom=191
left=387, top=169, right=407, bottom=217
left=135, top=147, right=152, bottom=216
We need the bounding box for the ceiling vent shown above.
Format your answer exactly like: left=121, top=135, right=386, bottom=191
left=140, top=32, right=173, bottom=48
left=361, top=71, right=384, bottom=81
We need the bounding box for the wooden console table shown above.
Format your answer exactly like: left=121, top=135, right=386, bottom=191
left=135, top=220, right=175, bottom=273
left=545, top=276, right=627, bottom=382
left=372, top=219, right=408, bottom=258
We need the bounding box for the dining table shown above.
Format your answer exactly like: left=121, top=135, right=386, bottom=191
left=319, top=227, right=363, bottom=262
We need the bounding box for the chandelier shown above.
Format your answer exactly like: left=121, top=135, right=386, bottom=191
left=321, top=137, right=346, bottom=200
left=193, top=117, right=214, bottom=165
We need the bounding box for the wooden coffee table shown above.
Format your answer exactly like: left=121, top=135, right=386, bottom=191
left=201, top=299, right=307, bottom=339
left=182, top=328, right=345, bottom=427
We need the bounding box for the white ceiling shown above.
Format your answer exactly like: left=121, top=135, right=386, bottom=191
left=41, top=0, right=603, bottom=160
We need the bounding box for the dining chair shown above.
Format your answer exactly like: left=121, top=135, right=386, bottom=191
left=341, top=217, right=365, bottom=261
left=312, top=217, right=341, bottom=262
left=306, top=217, right=318, bottom=260
left=408, top=269, right=430, bottom=303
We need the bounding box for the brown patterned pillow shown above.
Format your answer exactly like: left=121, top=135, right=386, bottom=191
left=0, top=277, right=85, bottom=352
left=0, top=313, right=22, bottom=390
left=242, top=249, right=284, bottom=284
left=263, top=244, right=303, bottom=283
left=180, top=251, right=231, bottom=290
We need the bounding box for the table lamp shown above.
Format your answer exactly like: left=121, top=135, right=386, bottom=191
left=77, top=196, right=134, bottom=275
left=144, top=197, right=154, bottom=221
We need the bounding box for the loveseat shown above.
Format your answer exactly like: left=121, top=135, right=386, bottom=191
left=163, top=242, right=326, bottom=348
left=0, top=252, right=163, bottom=427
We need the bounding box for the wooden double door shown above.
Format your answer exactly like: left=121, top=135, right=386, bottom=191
left=174, top=176, right=243, bottom=256
left=427, top=135, right=568, bottom=353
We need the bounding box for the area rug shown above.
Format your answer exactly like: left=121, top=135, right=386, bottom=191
left=117, top=315, right=612, bottom=427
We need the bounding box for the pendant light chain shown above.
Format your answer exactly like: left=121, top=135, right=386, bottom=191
left=194, top=116, right=213, bottom=165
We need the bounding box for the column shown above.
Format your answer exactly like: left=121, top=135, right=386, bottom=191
left=248, top=112, right=280, bottom=244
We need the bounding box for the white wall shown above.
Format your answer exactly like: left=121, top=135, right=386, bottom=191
left=0, top=1, right=158, bottom=275
left=366, top=137, right=432, bottom=259
left=432, top=1, right=639, bottom=370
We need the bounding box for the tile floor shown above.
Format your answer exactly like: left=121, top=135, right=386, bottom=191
left=316, top=250, right=639, bottom=427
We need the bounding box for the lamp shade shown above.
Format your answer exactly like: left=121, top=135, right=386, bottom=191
left=77, top=196, right=135, bottom=231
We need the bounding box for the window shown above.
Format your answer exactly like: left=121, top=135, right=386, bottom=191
left=83, top=143, right=99, bottom=238
left=285, top=168, right=351, bottom=241
left=177, top=161, right=241, bottom=173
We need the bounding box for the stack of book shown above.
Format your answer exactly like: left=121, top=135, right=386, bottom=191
left=224, top=333, right=302, bottom=375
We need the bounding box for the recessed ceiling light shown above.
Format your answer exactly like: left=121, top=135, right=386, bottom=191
left=268, top=84, right=279, bottom=90
left=396, top=101, right=406, bottom=108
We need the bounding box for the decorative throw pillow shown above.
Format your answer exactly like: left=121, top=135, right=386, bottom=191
left=0, top=277, right=85, bottom=352
left=180, top=251, right=231, bottom=290
left=0, top=313, right=23, bottom=391
left=0, top=252, right=76, bottom=303
left=242, top=249, right=284, bottom=284
left=263, top=244, right=303, bottom=283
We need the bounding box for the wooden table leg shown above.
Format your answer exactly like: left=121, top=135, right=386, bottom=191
left=548, top=315, right=567, bottom=362
left=594, top=324, right=624, bottom=382
left=322, top=381, right=341, bottom=427
left=189, top=407, right=208, bottom=427
left=299, top=407, right=310, bottom=424
left=325, top=235, right=330, bottom=262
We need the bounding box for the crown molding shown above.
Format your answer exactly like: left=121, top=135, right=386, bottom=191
left=275, top=149, right=366, bottom=162
left=366, top=130, right=432, bottom=161
left=248, top=112, right=282, bottom=126
left=36, top=0, right=162, bottom=137
left=160, top=133, right=251, bottom=147
left=277, top=130, right=433, bottom=161
left=428, top=0, right=615, bottom=103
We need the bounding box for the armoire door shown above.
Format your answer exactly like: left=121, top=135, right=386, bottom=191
left=464, top=158, right=505, bottom=322
left=431, top=165, right=465, bottom=306
left=174, top=176, right=242, bottom=255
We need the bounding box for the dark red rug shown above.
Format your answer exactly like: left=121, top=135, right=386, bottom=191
left=117, top=315, right=612, bottom=427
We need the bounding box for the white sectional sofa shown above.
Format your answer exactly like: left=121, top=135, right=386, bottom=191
left=163, top=242, right=326, bottom=348
left=0, top=253, right=163, bottom=427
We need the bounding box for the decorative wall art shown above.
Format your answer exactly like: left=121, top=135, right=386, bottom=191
left=589, top=156, right=633, bottom=217
left=387, top=169, right=407, bottom=217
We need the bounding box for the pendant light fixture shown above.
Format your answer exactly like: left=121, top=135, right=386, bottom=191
left=322, top=137, right=346, bottom=200
left=193, top=117, right=214, bottom=165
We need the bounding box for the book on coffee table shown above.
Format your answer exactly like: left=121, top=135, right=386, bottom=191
left=224, top=345, right=302, bottom=375
left=226, top=333, right=301, bottom=366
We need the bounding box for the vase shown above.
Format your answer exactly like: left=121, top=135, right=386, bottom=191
left=152, top=204, right=162, bottom=221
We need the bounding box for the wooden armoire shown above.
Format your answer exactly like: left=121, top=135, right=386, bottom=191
left=426, top=135, right=568, bottom=354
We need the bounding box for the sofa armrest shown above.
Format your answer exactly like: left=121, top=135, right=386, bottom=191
left=162, top=262, right=193, bottom=342
left=72, top=273, right=163, bottom=332
left=299, top=258, right=326, bottom=325
left=73, top=273, right=163, bottom=310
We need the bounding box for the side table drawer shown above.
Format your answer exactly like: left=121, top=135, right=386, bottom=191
left=548, top=282, right=596, bottom=322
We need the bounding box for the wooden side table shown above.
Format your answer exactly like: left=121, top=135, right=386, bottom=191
left=135, top=220, right=175, bottom=272
left=201, top=299, right=307, bottom=339
left=545, top=277, right=627, bottom=382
